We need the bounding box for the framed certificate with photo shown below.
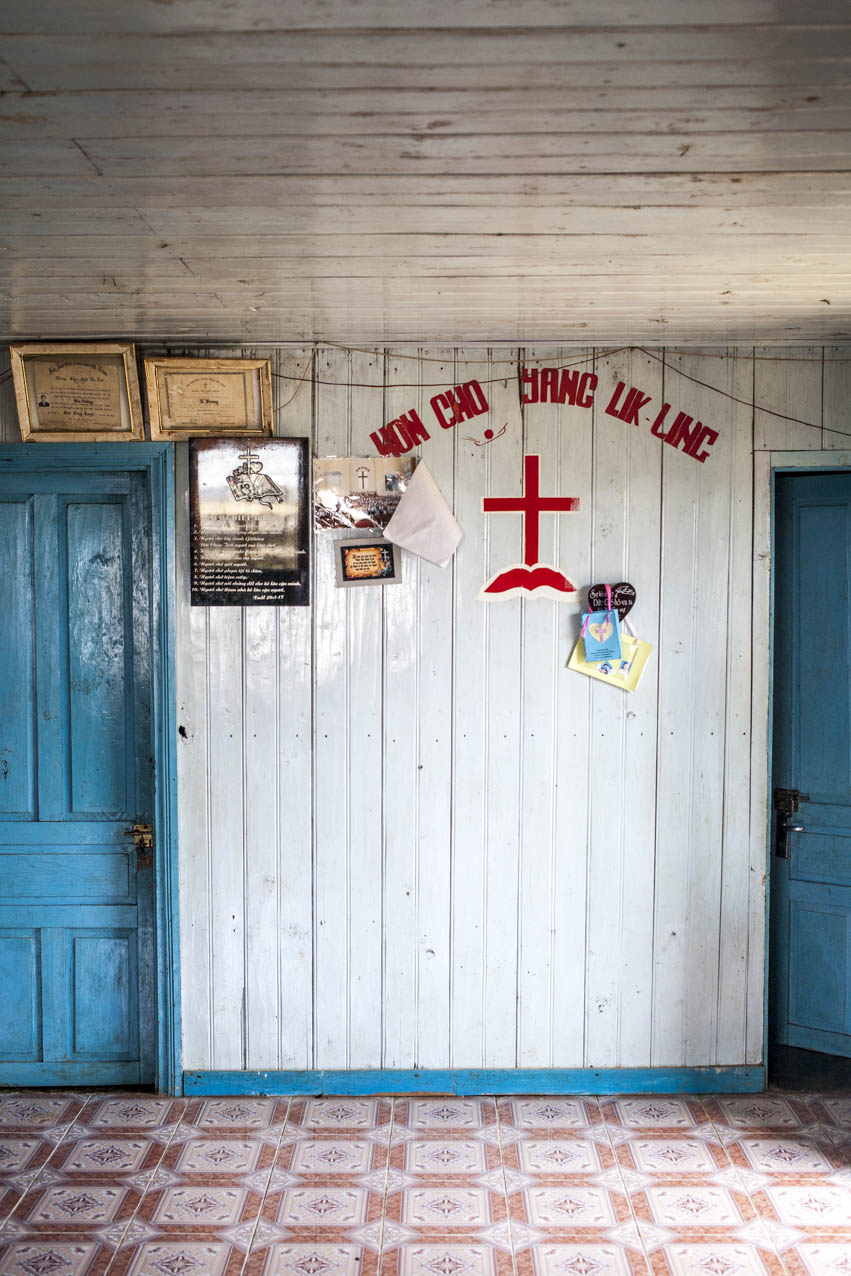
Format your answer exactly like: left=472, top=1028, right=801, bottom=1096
left=145, top=356, right=273, bottom=440
left=10, top=342, right=144, bottom=441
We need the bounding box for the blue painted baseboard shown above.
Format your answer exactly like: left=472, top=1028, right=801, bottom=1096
left=183, top=1066, right=765, bottom=1096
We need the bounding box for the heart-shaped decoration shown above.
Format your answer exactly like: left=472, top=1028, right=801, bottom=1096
left=588, top=581, right=636, bottom=621
left=589, top=619, right=613, bottom=643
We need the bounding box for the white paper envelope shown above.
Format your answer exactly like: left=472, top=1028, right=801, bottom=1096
left=384, top=461, right=463, bottom=568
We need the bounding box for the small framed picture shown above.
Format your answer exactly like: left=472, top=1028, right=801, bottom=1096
left=335, top=537, right=403, bottom=588
left=10, top=342, right=144, bottom=441
left=145, top=356, right=273, bottom=440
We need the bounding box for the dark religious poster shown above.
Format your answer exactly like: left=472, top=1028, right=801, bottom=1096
left=189, top=437, right=310, bottom=606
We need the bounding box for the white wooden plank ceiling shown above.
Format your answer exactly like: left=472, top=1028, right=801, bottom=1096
left=1, top=0, right=850, bottom=344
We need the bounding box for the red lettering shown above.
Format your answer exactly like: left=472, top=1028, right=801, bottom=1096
left=541, top=368, right=559, bottom=402
left=453, top=385, right=478, bottom=424
left=555, top=369, right=578, bottom=404
left=465, top=379, right=489, bottom=415
left=665, top=411, right=698, bottom=453
left=393, top=409, right=430, bottom=446
left=370, top=422, right=409, bottom=457
left=605, top=381, right=627, bottom=419
left=650, top=403, right=672, bottom=438
left=688, top=424, right=719, bottom=463
left=577, top=372, right=597, bottom=408
left=431, top=381, right=489, bottom=428
left=620, top=386, right=652, bottom=427
left=521, top=368, right=538, bottom=404
left=430, top=392, right=455, bottom=429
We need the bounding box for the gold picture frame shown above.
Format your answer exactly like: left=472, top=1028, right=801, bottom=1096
left=144, top=356, right=273, bottom=441
left=10, top=342, right=144, bottom=442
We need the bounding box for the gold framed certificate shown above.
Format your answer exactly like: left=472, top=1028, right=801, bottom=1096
left=144, top=356, right=273, bottom=440
left=10, top=342, right=144, bottom=441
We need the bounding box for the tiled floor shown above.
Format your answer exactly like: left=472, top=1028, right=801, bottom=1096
left=1, top=1092, right=850, bottom=1276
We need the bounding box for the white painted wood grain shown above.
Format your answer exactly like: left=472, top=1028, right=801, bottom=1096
left=450, top=349, right=491, bottom=1068
left=312, top=346, right=352, bottom=1069
left=715, top=350, right=756, bottom=1066
left=414, top=348, right=455, bottom=1070
left=381, top=352, right=421, bottom=1069
left=481, top=355, right=524, bottom=1068
left=549, top=352, right=595, bottom=1069
left=273, top=345, right=316, bottom=1070
left=160, top=344, right=851, bottom=1076
left=515, top=345, right=565, bottom=1069
left=614, top=348, right=662, bottom=1068
left=175, top=442, right=214, bottom=1071
left=754, top=347, right=824, bottom=451
left=822, top=352, right=851, bottom=450
left=346, top=348, right=385, bottom=1070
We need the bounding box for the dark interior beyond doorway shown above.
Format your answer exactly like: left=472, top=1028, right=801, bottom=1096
left=769, top=1043, right=851, bottom=1091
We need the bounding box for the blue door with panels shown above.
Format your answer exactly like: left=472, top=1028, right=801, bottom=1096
left=0, top=465, right=155, bottom=1085
left=771, top=471, right=851, bottom=1057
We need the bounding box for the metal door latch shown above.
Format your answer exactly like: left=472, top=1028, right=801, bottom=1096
left=132, top=822, right=154, bottom=870
left=773, top=788, right=808, bottom=859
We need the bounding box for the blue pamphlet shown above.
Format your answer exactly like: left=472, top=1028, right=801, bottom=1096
left=581, top=609, right=622, bottom=663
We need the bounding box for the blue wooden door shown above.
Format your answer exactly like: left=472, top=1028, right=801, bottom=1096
left=771, top=471, right=851, bottom=1057
left=0, top=466, right=155, bottom=1085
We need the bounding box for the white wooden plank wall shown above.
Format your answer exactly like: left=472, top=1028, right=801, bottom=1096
left=3, top=342, right=848, bottom=1070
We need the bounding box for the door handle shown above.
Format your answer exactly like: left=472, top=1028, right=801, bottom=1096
left=775, top=815, right=805, bottom=859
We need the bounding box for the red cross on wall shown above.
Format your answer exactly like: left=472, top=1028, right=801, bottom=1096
left=479, top=454, right=581, bottom=601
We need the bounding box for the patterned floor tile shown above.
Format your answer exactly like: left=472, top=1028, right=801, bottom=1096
left=58, top=1139, right=156, bottom=1176
left=395, top=1101, right=496, bottom=1132
left=192, top=1100, right=287, bottom=1132
left=619, top=1138, right=729, bottom=1177
left=283, top=1139, right=379, bottom=1177
left=497, top=1100, right=602, bottom=1133
left=728, top=1137, right=839, bottom=1176
left=398, top=1186, right=495, bottom=1229
left=709, top=1097, right=807, bottom=1131
left=389, top=1241, right=513, bottom=1276
left=783, top=1243, right=851, bottom=1276
left=518, top=1185, right=622, bottom=1228
left=601, top=1099, right=709, bottom=1133
left=0, top=1238, right=109, bottom=1276
left=753, top=1182, right=851, bottom=1227
left=518, top=1240, right=650, bottom=1276
left=279, top=1186, right=370, bottom=1228
left=20, top=1184, right=132, bottom=1229
left=810, top=1098, right=851, bottom=1130
left=109, top=1239, right=245, bottom=1276
left=0, top=1089, right=847, bottom=1276
left=402, top=1140, right=492, bottom=1176
left=652, top=1241, right=785, bottom=1276
left=85, top=1098, right=183, bottom=1132
left=637, top=1184, right=748, bottom=1228
left=288, top=1100, right=391, bottom=1133
left=507, top=1137, right=606, bottom=1176
left=243, top=1241, right=378, bottom=1276
left=173, top=1139, right=266, bottom=1176
left=0, top=1098, right=87, bottom=1134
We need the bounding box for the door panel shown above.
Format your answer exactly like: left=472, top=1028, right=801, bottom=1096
left=0, top=469, right=154, bottom=1085
left=771, top=471, right=851, bottom=1056
left=0, top=499, right=36, bottom=820
left=0, top=930, right=41, bottom=1058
